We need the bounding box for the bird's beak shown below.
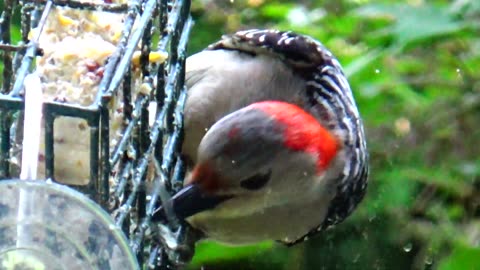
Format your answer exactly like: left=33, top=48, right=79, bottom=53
left=151, top=184, right=232, bottom=222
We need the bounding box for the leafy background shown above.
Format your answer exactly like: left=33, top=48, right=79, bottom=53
left=186, top=0, right=480, bottom=269
left=1, top=0, right=479, bottom=269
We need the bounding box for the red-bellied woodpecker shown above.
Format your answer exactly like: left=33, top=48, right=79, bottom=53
left=153, top=29, right=368, bottom=246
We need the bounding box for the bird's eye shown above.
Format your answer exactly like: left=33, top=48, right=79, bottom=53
left=240, top=169, right=272, bottom=190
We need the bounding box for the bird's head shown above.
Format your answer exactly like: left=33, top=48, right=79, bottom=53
left=153, top=101, right=341, bottom=230
left=190, top=100, right=339, bottom=193
left=154, top=101, right=340, bottom=218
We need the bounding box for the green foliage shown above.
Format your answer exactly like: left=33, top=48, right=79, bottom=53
left=438, top=244, right=480, bottom=270
left=188, top=0, right=480, bottom=269
left=187, top=241, right=292, bottom=270
left=2, top=0, right=479, bottom=268
left=355, top=3, right=474, bottom=50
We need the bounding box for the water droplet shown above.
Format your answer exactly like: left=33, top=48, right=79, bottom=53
left=204, top=128, right=209, bottom=132
left=403, top=243, right=413, bottom=252
left=231, top=160, right=236, bottom=164
left=456, top=68, right=460, bottom=73
left=424, top=255, right=433, bottom=265
left=374, top=69, right=380, bottom=74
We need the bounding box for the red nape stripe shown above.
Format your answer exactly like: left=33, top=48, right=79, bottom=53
left=249, top=101, right=339, bottom=172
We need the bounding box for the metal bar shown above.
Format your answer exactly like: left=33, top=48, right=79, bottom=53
left=94, top=0, right=140, bottom=106
left=161, top=90, right=186, bottom=176
left=22, top=0, right=129, bottom=13
left=102, top=0, right=159, bottom=99
left=44, top=112, right=55, bottom=179
left=115, top=174, right=140, bottom=225
left=139, top=7, right=153, bottom=78
left=145, top=7, right=192, bottom=222
left=153, top=0, right=169, bottom=179
left=147, top=245, right=160, bottom=269
left=118, top=162, right=132, bottom=236
left=42, top=101, right=100, bottom=121
left=159, top=0, right=190, bottom=134
left=114, top=160, right=133, bottom=198
left=88, top=123, right=100, bottom=197
left=20, top=5, right=31, bottom=43
left=0, top=111, right=12, bottom=178
left=10, top=0, right=53, bottom=97
left=0, top=96, right=22, bottom=110
left=0, top=0, right=14, bottom=93
left=0, top=44, right=23, bottom=52
left=110, top=95, right=148, bottom=167
left=100, top=107, right=109, bottom=206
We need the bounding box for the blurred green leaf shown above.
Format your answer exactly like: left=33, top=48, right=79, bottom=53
left=189, top=241, right=274, bottom=266
left=355, top=3, right=473, bottom=49
left=260, top=3, right=295, bottom=21
left=12, top=25, right=22, bottom=44
left=345, top=48, right=384, bottom=77
left=438, top=244, right=480, bottom=270
left=401, top=167, right=472, bottom=197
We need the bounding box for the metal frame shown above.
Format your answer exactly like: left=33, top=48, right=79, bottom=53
left=0, top=0, right=191, bottom=268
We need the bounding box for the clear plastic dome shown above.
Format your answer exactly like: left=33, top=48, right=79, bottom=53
left=0, top=180, right=139, bottom=270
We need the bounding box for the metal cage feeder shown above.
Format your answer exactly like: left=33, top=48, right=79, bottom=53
left=0, top=0, right=192, bottom=268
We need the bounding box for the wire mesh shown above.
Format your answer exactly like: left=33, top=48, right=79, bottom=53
left=0, top=0, right=192, bottom=268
